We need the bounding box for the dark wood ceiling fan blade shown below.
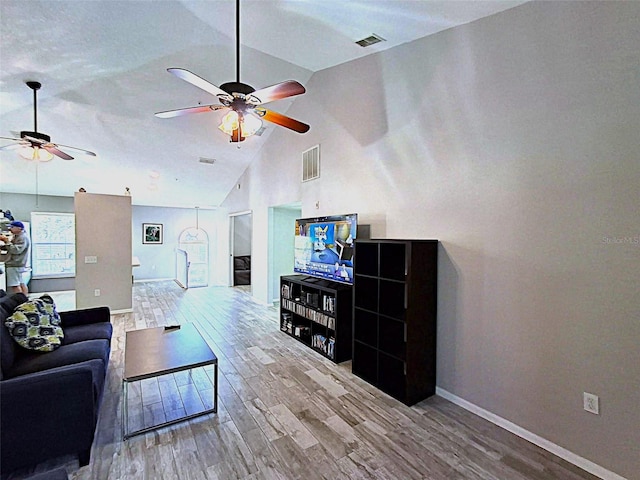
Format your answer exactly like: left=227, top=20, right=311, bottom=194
left=246, top=80, right=306, bottom=105
left=155, top=104, right=227, bottom=118
left=43, top=145, right=74, bottom=160
left=167, top=68, right=233, bottom=101
left=259, top=109, right=310, bottom=133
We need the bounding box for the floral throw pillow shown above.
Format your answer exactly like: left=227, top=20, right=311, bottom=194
left=4, top=295, right=64, bottom=352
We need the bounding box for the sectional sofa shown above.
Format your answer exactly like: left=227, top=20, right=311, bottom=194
left=0, top=290, right=112, bottom=473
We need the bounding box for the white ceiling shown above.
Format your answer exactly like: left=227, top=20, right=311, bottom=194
left=0, top=0, right=526, bottom=208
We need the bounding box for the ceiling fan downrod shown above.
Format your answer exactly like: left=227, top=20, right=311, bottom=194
left=235, top=0, right=240, bottom=84
left=27, top=81, right=42, bottom=132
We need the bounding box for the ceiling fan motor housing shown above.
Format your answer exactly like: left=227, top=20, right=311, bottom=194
left=220, top=82, right=255, bottom=96
left=20, top=131, right=50, bottom=143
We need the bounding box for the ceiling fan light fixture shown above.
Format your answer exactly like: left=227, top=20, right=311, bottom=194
left=155, top=0, right=308, bottom=142
left=19, top=145, right=54, bottom=162
left=218, top=111, right=262, bottom=139
left=219, top=110, right=239, bottom=136
left=240, top=113, right=262, bottom=137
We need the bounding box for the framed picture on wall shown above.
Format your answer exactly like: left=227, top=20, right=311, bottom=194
left=143, top=223, right=163, bottom=244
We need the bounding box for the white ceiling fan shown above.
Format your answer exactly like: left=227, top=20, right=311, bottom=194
left=154, top=0, right=309, bottom=143
left=0, top=81, right=97, bottom=161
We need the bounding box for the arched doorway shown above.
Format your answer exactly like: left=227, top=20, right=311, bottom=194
left=178, top=227, right=209, bottom=288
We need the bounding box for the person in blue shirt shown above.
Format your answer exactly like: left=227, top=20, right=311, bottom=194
left=0, top=221, right=30, bottom=294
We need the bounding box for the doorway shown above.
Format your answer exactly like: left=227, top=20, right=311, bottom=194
left=230, top=211, right=252, bottom=287
left=178, top=227, right=209, bottom=288
left=268, top=203, right=301, bottom=303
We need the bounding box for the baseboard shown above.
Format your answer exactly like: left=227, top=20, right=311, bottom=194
left=111, top=308, right=133, bottom=314
left=133, top=277, right=174, bottom=283
left=435, top=388, right=627, bottom=480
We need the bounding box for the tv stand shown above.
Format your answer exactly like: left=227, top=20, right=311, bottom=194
left=280, top=274, right=352, bottom=363
left=302, top=275, right=321, bottom=283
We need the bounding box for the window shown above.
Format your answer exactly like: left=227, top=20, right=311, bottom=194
left=30, top=212, right=75, bottom=278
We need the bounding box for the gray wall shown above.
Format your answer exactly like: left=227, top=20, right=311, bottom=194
left=220, top=2, right=640, bottom=478
left=232, top=213, right=252, bottom=256
left=0, top=193, right=74, bottom=218
left=0, top=193, right=220, bottom=288
left=0, top=193, right=75, bottom=292
left=75, top=192, right=132, bottom=311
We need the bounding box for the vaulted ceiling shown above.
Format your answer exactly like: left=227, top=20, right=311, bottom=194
left=0, top=0, right=526, bottom=208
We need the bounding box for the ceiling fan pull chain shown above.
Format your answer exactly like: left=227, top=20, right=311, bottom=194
left=35, top=162, right=39, bottom=207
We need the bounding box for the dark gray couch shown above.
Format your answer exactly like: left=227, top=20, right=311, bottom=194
left=0, top=290, right=112, bottom=474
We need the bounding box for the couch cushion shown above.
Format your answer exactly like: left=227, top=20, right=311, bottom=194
left=4, top=297, right=64, bottom=352
left=0, top=292, right=28, bottom=314
left=63, top=322, right=113, bottom=345
left=4, top=338, right=110, bottom=379
left=1, top=294, right=30, bottom=373
left=234, top=255, right=250, bottom=270
left=22, top=466, right=68, bottom=480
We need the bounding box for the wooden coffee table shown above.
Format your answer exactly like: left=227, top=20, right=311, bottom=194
left=122, top=323, right=218, bottom=439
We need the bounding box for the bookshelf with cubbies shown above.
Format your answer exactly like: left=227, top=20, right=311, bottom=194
left=352, top=239, right=438, bottom=406
left=280, top=274, right=353, bottom=363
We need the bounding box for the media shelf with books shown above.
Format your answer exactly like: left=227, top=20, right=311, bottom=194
left=280, top=274, right=353, bottom=363
left=352, top=239, right=438, bottom=406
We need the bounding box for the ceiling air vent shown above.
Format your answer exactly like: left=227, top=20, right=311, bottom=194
left=198, top=157, right=216, bottom=165
left=302, top=145, right=320, bottom=182
left=355, top=34, right=386, bottom=48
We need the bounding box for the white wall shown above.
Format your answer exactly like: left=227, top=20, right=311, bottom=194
left=220, top=2, right=640, bottom=478
left=132, top=205, right=217, bottom=283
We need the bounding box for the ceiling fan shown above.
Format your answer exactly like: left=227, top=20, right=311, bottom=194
left=0, top=81, right=97, bottom=161
left=154, top=0, right=309, bottom=143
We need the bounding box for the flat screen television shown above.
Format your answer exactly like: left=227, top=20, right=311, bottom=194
left=294, top=213, right=358, bottom=285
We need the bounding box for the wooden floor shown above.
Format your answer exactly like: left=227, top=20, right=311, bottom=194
left=7, top=281, right=599, bottom=480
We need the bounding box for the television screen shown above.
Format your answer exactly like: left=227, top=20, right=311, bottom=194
left=294, top=213, right=358, bottom=284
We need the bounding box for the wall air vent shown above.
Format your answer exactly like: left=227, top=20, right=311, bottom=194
left=355, top=34, right=386, bottom=47
left=302, top=145, right=320, bottom=182
left=198, top=157, right=216, bottom=164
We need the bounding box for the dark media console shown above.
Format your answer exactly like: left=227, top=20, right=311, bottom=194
left=280, top=274, right=352, bottom=363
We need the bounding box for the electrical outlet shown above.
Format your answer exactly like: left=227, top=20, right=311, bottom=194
left=94, top=289, right=101, bottom=297
left=583, top=392, right=599, bottom=414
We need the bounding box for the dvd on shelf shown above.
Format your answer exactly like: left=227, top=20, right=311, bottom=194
left=312, top=334, right=336, bottom=359
left=280, top=275, right=352, bottom=363
left=281, top=298, right=335, bottom=328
